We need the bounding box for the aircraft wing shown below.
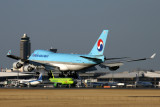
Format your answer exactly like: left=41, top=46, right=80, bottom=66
left=81, top=56, right=130, bottom=62
left=7, top=50, right=60, bottom=71
left=28, top=60, right=60, bottom=71
left=105, top=57, right=129, bottom=60
left=7, top=54, right=21, bottom=60
left=100, top=53, right=156, bottom=68
left=6, top=50, right=22, bottom=60
left=123, top=53, right=156, bottom=62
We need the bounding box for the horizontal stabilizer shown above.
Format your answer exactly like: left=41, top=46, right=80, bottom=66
left=80, top=56, right=103, bottom=61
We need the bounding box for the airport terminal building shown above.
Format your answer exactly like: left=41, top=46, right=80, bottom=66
left=1, top=70, right=160, bottom=86
left=97, top=70, right=160, bottom=86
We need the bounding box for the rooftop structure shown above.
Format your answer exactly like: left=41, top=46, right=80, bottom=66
left=98, top=71, right=160, bottom=79
left=0, top=72, right=32, bottom=77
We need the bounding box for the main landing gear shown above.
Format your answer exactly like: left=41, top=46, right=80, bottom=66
left=59, top=71, right=79, bottom=79
left=48, top=70, right=80, bottom=79
left=59, top=72, right=65, bottom=78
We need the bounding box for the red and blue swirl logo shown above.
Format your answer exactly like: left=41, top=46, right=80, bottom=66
left=97, top=39, right=103, bottom=52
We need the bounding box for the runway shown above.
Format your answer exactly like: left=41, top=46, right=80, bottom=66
left=0, top=89, right=160, bottom=107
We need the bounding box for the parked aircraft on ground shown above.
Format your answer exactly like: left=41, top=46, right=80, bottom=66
left=48, top=71, right=75, bottom=87
left=19, top=73, right=42, bottom=86
left=136, top=81, right=153, bottom=88
left=135, top=73, right=153, bottom=88
left=7, top=30, right=156, bottom=78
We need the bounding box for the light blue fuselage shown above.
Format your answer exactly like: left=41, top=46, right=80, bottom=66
left=29, top=50, right=104, bottom=71
left=28, top=30, right=108, bottom=71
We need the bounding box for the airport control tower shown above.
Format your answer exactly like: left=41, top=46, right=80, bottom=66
left=20, top=34, right=31, bottom=60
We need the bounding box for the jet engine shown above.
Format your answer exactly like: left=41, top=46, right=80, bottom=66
left=24, top=65, right=34, bottom=72
left=13, top=61, right=23, bottom=69
left=109, top=66, right=120, bottom=71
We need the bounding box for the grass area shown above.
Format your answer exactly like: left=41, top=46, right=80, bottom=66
left=0, top=89, right=160, bottom=107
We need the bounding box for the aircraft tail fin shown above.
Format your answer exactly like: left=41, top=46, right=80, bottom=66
left=50, top=71, right=54, bottom=79
left=52, top=72, right=54, bottom=79
left=89, top=30, right=108, bottom=55
left=38, top=74, right=42, bottom=81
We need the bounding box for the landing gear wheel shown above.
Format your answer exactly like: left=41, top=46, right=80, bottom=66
left=73, top=72, right=78, bottom=79
left=67, top=71, right=73, bottom=78
left=59, top=72, right=65, bottom=77
left=68, top=71, right=79, bottom=79
left=48, top=71, right=53, bottom=78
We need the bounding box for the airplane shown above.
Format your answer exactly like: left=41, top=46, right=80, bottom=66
left=136, top=81, right=153, bottom=88
left=19, top=73, right=42, bottom=86
left=7, top=30, right=156, bottom=78
left=135, top=73, right=153, bottom=88
left=92, top=81, right=118, bottom=88
left=48, top=71, right=75, bottom=87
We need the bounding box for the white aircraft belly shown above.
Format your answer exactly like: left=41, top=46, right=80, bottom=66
left=52, top=63, right=90, bottom=71
left=66, top=64, right=88, bottom=71
left=52, top=63, right=69, bottom=71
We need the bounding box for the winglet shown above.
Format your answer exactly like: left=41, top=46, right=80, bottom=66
left=7, top=50, right=11, bottom=55
left=150, top=53, right=156, bottom=59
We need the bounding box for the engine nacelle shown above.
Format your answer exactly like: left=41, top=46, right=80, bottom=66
left=13, top=61, right=23, bottom=69
left=24, top=65, right=34, bottom=72
left=109, top=66, right=120, bottom=71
